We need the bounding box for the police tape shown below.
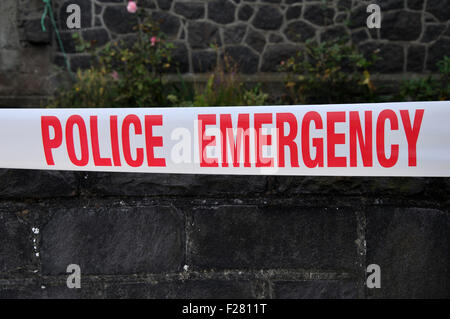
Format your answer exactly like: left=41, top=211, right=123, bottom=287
left=0, top=101, right=449, bottom=176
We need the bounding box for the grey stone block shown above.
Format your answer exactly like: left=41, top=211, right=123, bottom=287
left=0, top=169, right=78, bottom=199
left=189, top=205, right=358, bottom=271
left=41, top=205, right=185, bottom=275
left=366, top=207, right=450, bottom=298
left=273, top=280, right=359, bottom=299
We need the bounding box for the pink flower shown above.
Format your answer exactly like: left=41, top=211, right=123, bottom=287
left=150, top=36, right=160, bottom=46
left=127, top=1, right=138, bottom=13
left=111, top=71, right=119, bottom=81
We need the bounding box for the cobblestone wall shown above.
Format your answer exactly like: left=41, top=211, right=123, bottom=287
left=52, top=0, right=450, bottom=74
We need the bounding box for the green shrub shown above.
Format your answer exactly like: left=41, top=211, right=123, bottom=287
left=279, top=40, right=378, bottom=104
left=191, top=55, right=269, bottom=107
left=48, top=15, right=174, bottom=108
left=399, top=56, right=450, bottom=101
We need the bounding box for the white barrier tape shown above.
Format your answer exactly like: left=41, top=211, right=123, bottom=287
left=0, top=101, right=449, bottom=176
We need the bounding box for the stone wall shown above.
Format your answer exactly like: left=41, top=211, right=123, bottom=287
left=52, top=0, right=450, bottom=74
left=0, top=169, right=449, bottom=298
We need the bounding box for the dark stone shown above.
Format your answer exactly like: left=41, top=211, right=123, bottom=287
left=337, top=0, right=352, bottom=11
left=268, top=33, right=284, bottom=43
left=70, top=55, right=94, bottom=72
left=375, top=0, right=405, bottom=10
left=187, top=21, right=222, bottom=49
left=238, top=4, right=254, bottom=21
left=0, top=169, right=77, bottom=199
left=104, top=280, right=256, bottom=298
left=41, top=205, right=185, bottom=275
left=192, top=50, right=217, bottom=73
left=427, top=38, right=450, bottom=71
left=285, top=0, right=302, bottom=3
left=208, top=0, right=236, bottom=24
left=169, top=42, right=190, bottom=73
left=321, top=26, right=349, bottom=43
left=351, top=29, right=370, bottom=44
left=359, top=42, right=404, bottom=73
left=426, top=0, right=450, bottom=22
left=284, top=21, right=316, bottom=42
left=59, top=32, right=78, bottom=53
left=103, top=6, right=138, bottom=34
left=174, top=2, right=205, bottom=19
left=380, top=11, right=422, bottom=41
left=223, top=46, right=259, bottom=74
left=80, top=173, right=267, bottom=197
left=348, top=5, right=367, bottom=29
left=23, top=19, right=51, bottom=44
left=189, top=205, right=358, bottom=271
left=245, top=29, right=266, bottom=53
left=407, top=0, right=424, bottom=10
left=261, top=44, right=298, bottom=72
left=366, top=208, right=450, bottom=298
left=224, top=24, right=247, bottom=44
left=151, top=11, right=181, bottom=38
left=335, top=12, right=348, bottom=23
left=156, top=0, right=173, bottom=10
left=274, top=280, right=358, bottom=299
left=421, top=24, right=446, bottom=43
left=82, top=29, right=110, bottom=47
left=304, top=4, right=335, bottom=26
left=140, top=0, right=157, bottom=9
left=407, top=45, right=425, bottom=72
left=0, top=211, right=35, bottom=277
left=286, top=5, right=302, bottom=20
left=252, top=5, right=283, bottom=30
left=59, top=0, right=92, bottom=30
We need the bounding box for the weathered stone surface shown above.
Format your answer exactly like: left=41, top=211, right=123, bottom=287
left=304, top=4, right=335, bottom=26
left=421, top=24, right=446, bottom=43
left=261, top=44, right=298, bottom=71
left=380, top=11, right=422, bottom=41
left=103, top=6, right=138, bottom=34
left=245, top=29, right=266, bottom=53
left=337, top=0, right=352, bottom=11
left=82, top=29, right=110, bottom=47
left=174, top=2, right=205, bottom=19
left=407, top=0, right=424, bottom=10
left=208, top=0, right=236, bottom=24
left=407, top=45, right=425, bottom=72
left=69, top=55, right=94, bottom=72
left=351, top=29, right=370, bottom=44
left=189, top=205, right=358, bottom=271
left=170, top=41, right=190, bottom=73
left=427, top=38, right=450, bottom=71
left=224, top=24, right=247, bottom=44
left=0, top=211, right=34, bottom=277
left=23, top=19, right=51, bottom=44
left=223, top=46, right=259, bottom=73
left=0, top=169, right=77, bottom=198
left=151, top=11, right=181, bottom=38
left=286, top=5, right=302, bottom=20
left=359, top=42, right=404, bottom=73
left=252, top=6, right=283, bottom=30
left=321, top=25, right=349, bottom=43
left=284, top=21, right=316, bottom=42
left=366, top=208, right=450, bottom=298
left=426, top=0, right=450, bottom=22
left=83, top=172, right=268, bottom=197
left=238, top=4, right=254, bottom=21
left=192, top=50, right=217, bottom=73
left=41, top=205, right=185, bottom=275
left=187, top=21, right=221, bottom=49
left=274, top=280, right=358, bottom=299
left=104, top=280, right=256, bottom=298
left=157, top=0, right=173, bottom=10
